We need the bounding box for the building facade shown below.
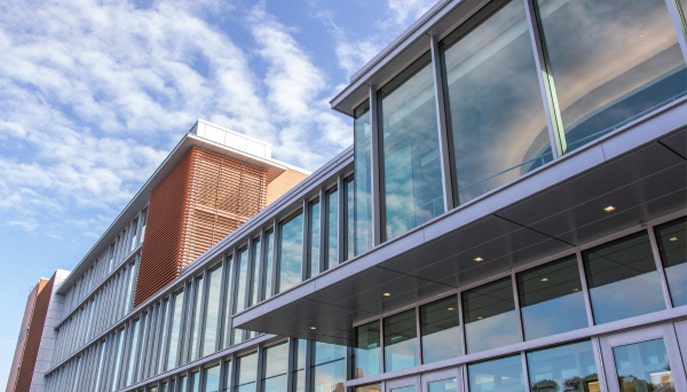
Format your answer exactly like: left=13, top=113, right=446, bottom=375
left=8, top=0, right=687, bottom=391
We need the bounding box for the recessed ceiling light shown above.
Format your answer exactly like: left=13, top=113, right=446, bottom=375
left=447, top=307, right=455, bottom=311
left=473, top=257, right=484, bottom=262
left=477, top=316, right=484, bottom=320
left=669, top=236, right=679, bottom=242
left=603, top=205, right=616, bottom=212
left=572, top=288, right=580, bottom=292
left=540, top=277, right=549, bottom=282
left=309, top=326, right=317, bottom=330
left=383, top=292, right=391, bottom=297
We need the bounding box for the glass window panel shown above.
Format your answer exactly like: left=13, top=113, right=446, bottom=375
left=313, top=359, right=345, bottom=392
left=295, top=340, right=307, bottom=392
left=326, top=188, right=339, bottom=268
left=205, top=364, right=221, bottom=392
left=315, top=342, right=346, bottom=364
left=536, top=0, right=687, bottom=153
left=222, top=256, right=234, bottom=349
left=264, top=375, right=288, bottom=392
left=250, top=238, right=261, bottom=307
left=583, top=232, right=665, bottom=324
left=222, top=360, right=232, bottom=392
left=238, top=352, right=258, bottom=386
left=179, top=375, right=188, bottom=392
left=167, top=291, right=184, bottom=370
left=190, top=276, right=204, bottom=361
left=612, top=339, right=674, bottom=392
left=344, top=177, right=355, bottom=261
left=527, top=341, right=599, bottom=392
left=656, top=217, right=687, bottom=306
left=354, top=102, right=373, bottom=255
left=463, top=278, right=520, bottom=353
left=235, top=248, right=249, bottom=314
left=518, top=256, right=587, bottom=339
left=203, top=265, right=223, bottom=356
left=443, top=0, right=551, bottom=204
left=354, top=321, right=381, bottom=378
left=468, top=355, right=525, bottom=392
left=429, top=378, right=457, bottom=392
left=278, top=212, right=303, bottom=292
left=380, top=53, right=444, bottom=240
left=421, top=296, right=460, bottom=363
left=190, top=371, right=200, bottom=392
left=383, top=309, right=418, bottom=371
left=263, top=230, right=274, bottom=300
left=308, top=200, right=321, bottom=278
left=264, top=342, right=289, bottom=378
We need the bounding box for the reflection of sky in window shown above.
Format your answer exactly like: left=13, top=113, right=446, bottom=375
left=590, top=272, right=665, bottom=324
left=238, top=352, right=258, bottom=385
left=354, top=104, right=372, bottom=255
left=309, top=201, right=321, bottom=277
left=167, top=291, right=184, bottom=370
left=444, top=0, right=548, bottom=203
left=314, top=360, right=346, bottom=392
left=656, top=218, right=687, bottom=306
left=205, top=365, right=221, bottom=392
left=527, top=341, right=597, bottom=391
left=235, top=248, right=249, bottom=313
left=465, top=311, right=519, bottom=353
left=381, top=56, right=443, bottom=239
left=521, top=292, right=587, bottom=339
left=469, top=355, right=524, bottom=392
left=278, top=213, right=303, bottom=292
left=326, top=189, right=339, bottom=267
left=203, top=266, right=222, bottom=356
left=264, top=342, right=289, bottom=377
left=537, top=0, right=686, bottom=152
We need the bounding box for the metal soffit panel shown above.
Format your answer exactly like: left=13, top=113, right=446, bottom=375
left=235, top=128, right=687, bottom=345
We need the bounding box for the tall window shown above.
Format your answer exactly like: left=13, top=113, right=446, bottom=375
left=420, top=296, right=460, bottom=363
left=189, top=276, right=205, bottom=361
left=383, top=309, right=418, bottom=371
left=237, top=352, right=258, bottom=392
left=442, top=0, right=550, bottom=204
left=263, top=342, right=289, bottom=392
left=313, top=343, right=346, bottom=392
left=202, top=265, right=223, bottom=356
left=354, top=321, right=381, bottom=378
left=166, top=290, right=184, bottom=370
left=325, top=188, right=340, bottom=268
left=535, top=0, right=687, bottom=154
left=308, top=200, right=321, bottom=278
left=278, top=212, right=304, bottom=293
left=354, top=102, right=373, bottom=254
left=380, top=53, right=444, bottom=240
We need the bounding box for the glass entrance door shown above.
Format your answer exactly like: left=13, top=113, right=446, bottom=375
left=600, top=324, right=686, bottom=392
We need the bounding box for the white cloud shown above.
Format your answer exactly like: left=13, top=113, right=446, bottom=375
left=387, top=0, right=437, bottom=26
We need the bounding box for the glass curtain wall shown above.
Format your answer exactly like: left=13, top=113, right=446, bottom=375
left=463, top=278, right=519, bottom=353
left=325, top=188, right=340, bottom=268
left=383, top=309, right=418, bottom=371
left=380, top=53, right=444, bottom=240
left=354, top=102, right=373, bottom=254
left=526, top=341, right=598, bottom=392
left=313, top=342, right=346, bottom=392
left=308, top=200, right=321, bottom=278
left=263, top=342, right=289, bottom=392
left=535, top=0, right=687, bottom=154
left=420, top=296, right=460, bottom=363
left=354, top=321, right=381, bottom=378
left=442, top=0, right=550, bottom=204
left=202, top=265, right=223, bottom=356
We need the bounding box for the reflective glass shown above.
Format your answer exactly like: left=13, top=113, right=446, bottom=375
left=326, top=188, right=339, bottom=268
left=354, top=321, right=380, bottom=378
left=190, top=371, right=200, bottom=392
left=656, top=218, right=687, bottom=306
left=313, top=360, right=345, bottom=392
left=222, top=360, right=232, bottom=392
left=278, top=212, right=303, bottom=292
left=238, top=352, right=258, bottom=386
left=443, top=0, right=550, bottom=204
left=205, top=365, right=221, bottom=392
left=583, top=232, right=665, bottom=324
left=262, top=231, right=274, bottom=300
left=202, top=265, right=223, bottom=356
left=612, top=339, right=675, bottom=392
left=463, top=278, right=519, bottom=353
left=428, top=378, right=457, bottom=392
left=250, top=238, right=261, bottom=307
left=167, top=291, right=184, bottom=370
left=222, top=256, right=234, bottom=349
left=345, top=177, right=355, bottom=261
left=315, top=342, right=346, bottom=364
left=536, top=0, right=687, bottom=154
left=295, top=340, right=307, bottom=392
left=380, top=53, right=444, bottom=240
left=527, top=341, right=598, bottom=392
left=308, top=200, right=321, bottom=278
left=391, top=386, right=414, bottom=392
left=355, top=384, right=381, bottom=392
left=468, top=355, right=524, bottom=392
left=421, top=296, right=460, bottom=363
left=384, top=309, right=418, bottom=371
left=264, top=342, right=289, bottom=378
left=354, top=102, right=373, bottom=255
left=235, top=248, right=249, bottom=313
left=518, top=256, right=587, bottom=339
left=264, top=375, right=288, bottom=392
left=190, top=276, right=204, bottom=361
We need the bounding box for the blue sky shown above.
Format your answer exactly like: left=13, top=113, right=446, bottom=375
left=0, top=0, right=438, bottom=387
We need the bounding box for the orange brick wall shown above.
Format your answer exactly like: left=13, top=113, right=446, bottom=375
left=266, top=168, right=308, bottom=205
